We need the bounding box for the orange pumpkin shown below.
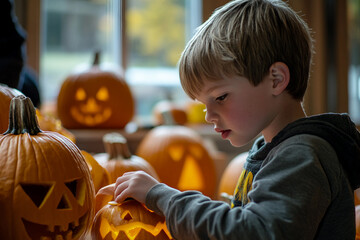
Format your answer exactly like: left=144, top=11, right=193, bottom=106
left=356, top=205, right=360, bottom=240
left=82, top=150, right=111, bottom=193
left=94, top=132, right=159, bottom=183
left=355, top=188, right=360, bottom=205
left=91, top=200, right=173, bottom=240
left=57, top=53, right=135, bottom=129
left=36, top=109, right=76, bottom=143
left=217, top=152, right=248, bottom=201
left=136, top=125, right=217, bottom=198
left=0, top=84, right=23, bottom=133
left=0, top=95, right=95, bottom=240
left=153, top=100, right=187, bottom=125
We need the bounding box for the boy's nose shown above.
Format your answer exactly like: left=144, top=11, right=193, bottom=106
left=204, top=108, right=216, bottom=124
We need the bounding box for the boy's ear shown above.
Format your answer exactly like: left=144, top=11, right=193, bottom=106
left=269, top=62, right=290, bottom=96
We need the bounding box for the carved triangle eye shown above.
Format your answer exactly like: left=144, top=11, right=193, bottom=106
left=65, top=179, right=78, bottom=197
left=20, top=183, right=53, bottom=208
left=65, top=178, right=86, bottom=206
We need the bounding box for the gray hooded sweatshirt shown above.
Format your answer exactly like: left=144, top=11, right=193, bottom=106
left=146, top=113, right=360, bottom=240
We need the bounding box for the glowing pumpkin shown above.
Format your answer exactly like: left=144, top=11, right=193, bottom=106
left=153, top=100, right=187, bottom=125
left=82, top=150, right=111, bottom=193
left=0, top=84, right=23, bottom=133
left=91, top=200, right=173, bottom=240
left=57, top=53, right=135, bottom=129
left=217, top=152, right=248, bottom=201
left=94, top=132, right=159, bottom=183
left=136, top=125, right=217, bottom=198
left=0, top=95, right=95, bottom=240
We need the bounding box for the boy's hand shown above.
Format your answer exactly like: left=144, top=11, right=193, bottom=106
left=114, top=170, right=159, bottom=204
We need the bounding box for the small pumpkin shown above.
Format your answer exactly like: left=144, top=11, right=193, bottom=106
left=0, top=84, right=23, bottom=133
left=185, top=100, right=207, bottom=124
left=57, top=52, right=135, bottom=129
left=0, top=95, right=95, bottom=240
left=355, top=188, right=360, bottom=205
left=36, top=108, right=76, bottom=143
left=82, top=150, right=112, bottom=193
left=153, top=100, right=187, bottom=125
left=94, top=132, right=159, bottom=183
left=136, top=125, right=217, bottom=198
left=91, top=200, right=173, bottom=240
left=217, top=152, right=248, bottom=201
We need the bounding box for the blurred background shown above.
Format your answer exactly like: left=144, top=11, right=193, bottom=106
left=8, top=0, right=360, bottom=158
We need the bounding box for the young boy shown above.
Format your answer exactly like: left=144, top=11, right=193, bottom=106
left=111, top=0, right=360, bottom=239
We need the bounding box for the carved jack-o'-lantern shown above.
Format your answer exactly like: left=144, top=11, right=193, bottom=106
left=91, top=200, right=173, bottom=240
left=0, top=96, right=95, bottom=240
left=57, top=53, right=135, bottom=129
left=136, top=125, right=217, bottom=198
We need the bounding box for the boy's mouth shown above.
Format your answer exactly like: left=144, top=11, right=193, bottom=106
left=214, top=128, right=231, bottom=139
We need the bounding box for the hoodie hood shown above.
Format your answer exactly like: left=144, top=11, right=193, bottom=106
left=253, top=113, right=360, bottom=190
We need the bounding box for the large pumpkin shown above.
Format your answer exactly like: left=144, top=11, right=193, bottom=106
left=94, top=132, right=159, bottom=183
left=57, top=53, right=135, bottom=129
left=82, top=150, right=111, bottom=193
left=0, top=95, right=95, bottom=240
left=91, top=200, right=173, bottom=240
left=0, top=84, right=23, bottom=133
left=136, top=125, right=217, bottom=198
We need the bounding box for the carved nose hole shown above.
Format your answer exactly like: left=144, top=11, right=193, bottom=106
left=57, top=195, right=72, bottom=209
left=121, top=210, right=133, bottom=221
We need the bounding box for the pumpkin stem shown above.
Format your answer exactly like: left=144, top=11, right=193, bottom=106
left=161, top=111, right=176, bottom=126
left=4, top=95, right=41, bottom=135
left=93, top=51, right=100, bottom=66
left=103, top=132, right=132, bottom=160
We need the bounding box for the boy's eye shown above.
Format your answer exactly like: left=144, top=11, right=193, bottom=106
left=216, top=94, right=228, bottom=102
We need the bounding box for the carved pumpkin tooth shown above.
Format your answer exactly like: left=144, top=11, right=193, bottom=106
left=48, top=224, right=55, bottom=232
left=55, top=234, right=64, bottom=240
left=65, top=230, right=73, bottom=240
left=72, top=219, right=80, bottom=227
left=40, top=236, right=52, bottom=240
left=60, top=224, right=68, bottom=231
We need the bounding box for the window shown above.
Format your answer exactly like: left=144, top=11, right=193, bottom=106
left=40, top=0, right=202, bottom=125
left=348, top=0, right=360, bottom=124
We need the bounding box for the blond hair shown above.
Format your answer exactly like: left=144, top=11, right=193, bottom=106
left=179, top=0, right=313, bottom=100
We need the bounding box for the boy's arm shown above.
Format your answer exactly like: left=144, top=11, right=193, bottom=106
left=145, top=138, right=334, bottom=240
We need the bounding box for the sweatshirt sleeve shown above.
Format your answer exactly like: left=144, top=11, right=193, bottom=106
left=145, top=136, right=334, bottom=240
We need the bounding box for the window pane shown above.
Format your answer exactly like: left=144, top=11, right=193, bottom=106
left=348, top=0, right=360, bottom=124
left=40, top=0, right=119, bottom=103
left=125, top=0, right=202, bottom=124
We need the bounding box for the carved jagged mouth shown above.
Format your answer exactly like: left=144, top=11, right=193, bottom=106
left=102, top=221, right=172, bottom=240
left=70, top=107, right=112, bottom=126
left=22, top=212, right=88, bottom=240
